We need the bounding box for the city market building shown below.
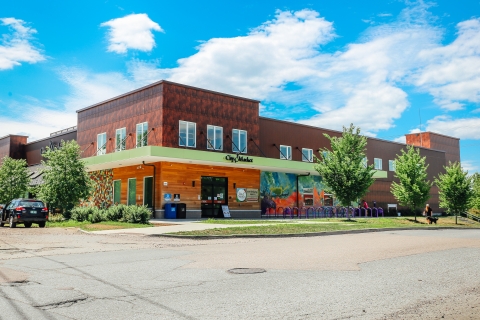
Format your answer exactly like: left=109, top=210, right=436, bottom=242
left=0, top=81, right=460, bottom=218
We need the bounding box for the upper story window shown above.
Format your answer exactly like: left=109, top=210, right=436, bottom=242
left=179, top=121, right=196, bottom=148
left=280, top=145, right=292, bottom=160
left=389, top=160, right=396, bottom=172
left=136, top=122, right=148, bottom=148
left=207, top=125, right=223, bottom=151
left=362, top=157, right=368, bottom=168
left=97, top=133, right=106, bottom=155
left=115, top=128, right=126, bottom=152
left=374, top=158, right=382, bottom=170
left=302, top=148, right=313, bottom=162
left=232, top=129, right=247, bottom=153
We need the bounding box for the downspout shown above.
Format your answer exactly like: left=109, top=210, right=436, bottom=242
left=296, top=172, right=310, bottom=208
left=142, top=161, right=156, bottom=217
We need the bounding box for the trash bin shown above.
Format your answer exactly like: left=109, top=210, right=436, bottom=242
left=176, top=203, right=186, bottom=219
left=164, top=203, right=177, bottom=219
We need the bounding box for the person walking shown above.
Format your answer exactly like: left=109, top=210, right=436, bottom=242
left=424, top=204, right=432, bottom=217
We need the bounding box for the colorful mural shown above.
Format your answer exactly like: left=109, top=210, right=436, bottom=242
left=83, top=169, right=114, bottom=208
left=260, top=171, right=330, bottom=212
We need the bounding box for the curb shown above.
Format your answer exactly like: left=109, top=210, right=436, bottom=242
left=147, top=226, right=478, bottom=239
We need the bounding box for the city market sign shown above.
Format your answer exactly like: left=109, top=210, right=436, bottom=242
left=225, top=154, right=253, bottom=163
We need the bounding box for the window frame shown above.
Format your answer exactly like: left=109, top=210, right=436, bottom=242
left=179, top=120, right=196, bottom=148
left=232, top=129, right=247, bottom=154
left=127, top=178, right=136, bottom=205
left=206, top=125, right=223, bottom=151
left=113, top=179, right=121, bottom=204
left=389, top=160, right=396, bottom=172
left=115, top=127, right=126, bottom=152
left=136, top=122, right=148, bottom=148
left=374, top=158, right=383, bottom=170
left=97, top=132, right=107, bottom=155
left=280, top=145, right=292, bottom=160
left=302, top=148, right=313, bottom=162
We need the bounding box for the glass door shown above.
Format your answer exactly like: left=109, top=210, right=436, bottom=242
left=201, top=176, right=228, bottom=218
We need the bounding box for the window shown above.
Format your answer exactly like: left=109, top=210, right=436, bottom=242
left=115, top=128, right=126, bottom=152
left=280, top=145, right=292, bottom=160
left=207, top=125, right=223, bottom=150
left=232, top=129, right=247, bottom=153
left=127, top=178, right=136, bottom=205
left=374, top=158, right=382, bottom=170
left=362, top=157, right=368, bottom=168
left=179, top=121, right=196, bottom=148
left=113, top=180, right=121, bottom=204
left=136, top=122, right=148, bottom=147
left=97, top=133, right=106, bottom=155
left=389, top=160, right=396, bottom=172
left=322, top=151, right=329, bottom=160
left=302, top=148, right=313, bottom=162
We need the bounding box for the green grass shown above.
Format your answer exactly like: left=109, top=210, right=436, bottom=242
left=201, top=218, right=292, bottom=224
left=46, top=220, right=153, bottom=231
left=171, top=217, right=480, bottom=236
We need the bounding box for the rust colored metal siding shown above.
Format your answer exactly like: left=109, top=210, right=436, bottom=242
left=77, top=83, right=164, bottom=158
left=406, top=132, right=460, bottom=165
left=0, top=135, right=27, bottom=164
left=161, top=82, right=260, bottom=155
left=24, top=131, right=77, bottom=166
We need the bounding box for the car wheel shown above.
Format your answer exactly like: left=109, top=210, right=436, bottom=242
left=38, top=221, right=46, bottom=228
left=24, top=222, right=32, bottom=228
left=9, top=216, right=16, bottom=228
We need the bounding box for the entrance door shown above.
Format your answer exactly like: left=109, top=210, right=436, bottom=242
left=144, top=177, right=153, bottom=209
left=201, top=176, right=228, bottom=218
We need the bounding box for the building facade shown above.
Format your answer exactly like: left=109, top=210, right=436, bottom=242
left=0, top=80, right=459, bottom=217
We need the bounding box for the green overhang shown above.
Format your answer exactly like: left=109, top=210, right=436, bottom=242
left=82, top=145, right=387, bottom=178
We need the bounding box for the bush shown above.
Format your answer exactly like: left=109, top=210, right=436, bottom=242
left=106, top=204, right=126, bottom=221
left=71, top=206, right=92, bottom=222
left=88, top=207, right=106, bottom=223
left=49, top=214, right=65, bottom=222
left=121, top=205, right=151, bottom=224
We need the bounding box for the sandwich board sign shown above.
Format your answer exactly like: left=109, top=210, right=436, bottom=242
left=221, top=205, right=231, bottom=218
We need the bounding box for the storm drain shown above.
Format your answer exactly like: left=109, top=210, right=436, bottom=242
left=227, top=268, right=266, bottom=274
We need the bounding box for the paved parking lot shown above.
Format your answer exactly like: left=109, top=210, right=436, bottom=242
left=0, top=227, right=479, bottom=319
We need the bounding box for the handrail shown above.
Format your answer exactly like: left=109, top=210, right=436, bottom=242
left=461, top=212, right=480, bottom=223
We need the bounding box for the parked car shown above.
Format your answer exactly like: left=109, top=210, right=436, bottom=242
left=0, top=199, right=48, bottom=228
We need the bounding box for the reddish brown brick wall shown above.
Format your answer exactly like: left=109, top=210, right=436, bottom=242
left=161, top=82, right=260, bottom=155
left=24, top=131, right=77, bottom=166
left=406, top=132, right=460, bottom=165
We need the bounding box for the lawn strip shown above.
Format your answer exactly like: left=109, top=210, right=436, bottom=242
left=47, top=220, right=152, bottom=231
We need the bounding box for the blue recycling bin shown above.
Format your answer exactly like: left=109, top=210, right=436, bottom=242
left=164, top=203, right=177, bottom=219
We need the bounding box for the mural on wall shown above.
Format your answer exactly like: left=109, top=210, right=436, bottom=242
left=260, top=171, right=335, bottom=211
left=82, top=169, right=113, bottom=208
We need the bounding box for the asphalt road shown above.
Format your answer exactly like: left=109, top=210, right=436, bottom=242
left=0, top=227, right=479, bottom=319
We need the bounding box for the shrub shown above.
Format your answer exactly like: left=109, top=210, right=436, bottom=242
left=88, top=207, right=106, bottom=223
left=105, top=204, right=126, bottom=221
left=121, top=205, right=151, bottom=224
left=48, top=214, right=65, bottom=222
left=71, top=206, right=92, bottom=222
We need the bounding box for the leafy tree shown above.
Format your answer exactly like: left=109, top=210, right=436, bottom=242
left=391, top=145, right=432, bottom=221
left=471, top=173, right=480, bottom=211
left=435, top=162, right=474, bottom=224
left=314, top=124, right=375, bottom=217
left=38, top=140, right=92, bottom=218
left=0, top=157, right=30, bottom=204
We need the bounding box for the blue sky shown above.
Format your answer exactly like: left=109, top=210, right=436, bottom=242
left=1, top=0, right=480, bottom=172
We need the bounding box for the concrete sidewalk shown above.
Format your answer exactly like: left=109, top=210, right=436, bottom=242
left=89, top=219, right=267, bottom=235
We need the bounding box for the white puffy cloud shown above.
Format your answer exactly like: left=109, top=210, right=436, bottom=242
left=100, top=13, right=163, bottom=54
left=0, top=17, right=45, bottom=70
left=425, top=116, right=480, bottom=140
left=414, top=18, right=480, bottom=110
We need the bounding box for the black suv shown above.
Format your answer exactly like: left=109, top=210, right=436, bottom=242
left=1, top=199, right=48, bottom=228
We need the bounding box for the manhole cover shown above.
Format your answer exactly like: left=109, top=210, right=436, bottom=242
left=227, top=268, right=266, bottom=274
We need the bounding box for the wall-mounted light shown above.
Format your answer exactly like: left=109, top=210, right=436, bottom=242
left=192, top=181, right=195, bottom=187
left=233, top=183, right=236, bottom=189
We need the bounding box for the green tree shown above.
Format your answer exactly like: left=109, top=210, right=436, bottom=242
left=391, top=145, right=432, bottom=221
left=314, top=124, right=375, bottom=217
left=471, top=173, right=480, bottom=211
left=38, top=140, right=92, bottom=218
left=0, top=157, right=31, bottom=204
left=435, top=162, right=474, bottom=224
